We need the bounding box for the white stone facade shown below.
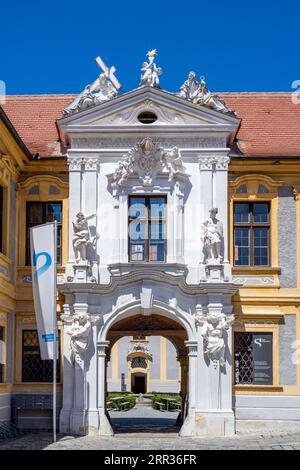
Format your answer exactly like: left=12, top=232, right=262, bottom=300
left=58, top=85, right=242, bottom=437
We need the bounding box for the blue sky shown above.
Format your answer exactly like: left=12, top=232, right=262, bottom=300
left=1, top=0, right=299, bottom=94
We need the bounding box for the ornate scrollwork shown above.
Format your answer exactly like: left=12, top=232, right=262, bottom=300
left=112, top=137, right=188, bottom=189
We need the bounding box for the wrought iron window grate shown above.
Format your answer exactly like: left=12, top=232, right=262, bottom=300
left=234, top=332, right=254, bottom=384
left=131, top=356, right=147, bottom=369
left=22, top=330, right=60, bottom=383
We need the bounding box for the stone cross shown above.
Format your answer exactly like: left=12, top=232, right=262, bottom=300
left=95, top=56, right=122, bottom=91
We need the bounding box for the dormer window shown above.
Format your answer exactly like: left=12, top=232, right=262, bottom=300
left=128, top=196, right=167, bottom=262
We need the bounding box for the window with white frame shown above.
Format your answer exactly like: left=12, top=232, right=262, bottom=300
left=128, top=196, right=167, bottom=262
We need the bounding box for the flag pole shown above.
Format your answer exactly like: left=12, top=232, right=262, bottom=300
left=53, top=220, right=57, bottom=443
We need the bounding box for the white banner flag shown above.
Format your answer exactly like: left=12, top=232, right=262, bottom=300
left=30, top=222, right=57, bottom=360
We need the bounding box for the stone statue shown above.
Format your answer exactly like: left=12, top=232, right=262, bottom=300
left=196, top=311, right=233, bottom=368
left=67, top=313, right=100, bottom=362
left=67, top=313, right=92, bottom=362
left=140, top=49, right=163, bottom=88
left=161, top=147, right=187, bottom=180
left=178, top=71, right=201, bottom=101
left=113, top=151, right=135, bottom=187
left=63, top=74, right=118, bottom=115
left=63, top=55, right=121, bottom=116
left=72, top=212, right=96, bottom=263
left=201, top=208, right=223, bottom=264
left=178, top=72, right=231, bottom=114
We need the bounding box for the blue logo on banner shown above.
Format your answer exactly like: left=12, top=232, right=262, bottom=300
left=33, top=251, right=52, bottom=278
left=42, top=333, right=55, bottom=343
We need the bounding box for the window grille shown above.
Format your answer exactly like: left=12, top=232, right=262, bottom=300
left=131, top=356, right=147, bottom=369
left=22, top=330, right=60, bottom=383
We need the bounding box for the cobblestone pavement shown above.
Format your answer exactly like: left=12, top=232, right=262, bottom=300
left=1, top=406, right=300, bottom=450
left=1, top=431, right=300, bottom=450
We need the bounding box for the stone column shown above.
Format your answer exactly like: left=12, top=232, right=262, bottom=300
left=83, top=157, right=99, bottom=282
left=199, top=157, right=213, bottom=224
left=174, top=182, right=185, bottom=263
left=60, top=295, right=74, bottom=433
left=194, top=298, right=235, bottom=437
left=67, top=156, right=83, bottom=261
left=85, top=324, right=99, bottom=435
left=69, top=294, right=89, bottom=435
left=177, top=354, right=188, bottom=424
left=97, top=341, right=114, bottom=435
left=179, top=340, right=198, bottom=436
left=215, top=156, right=230, bottom=263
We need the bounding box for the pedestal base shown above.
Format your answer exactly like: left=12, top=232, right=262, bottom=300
left=98, top=411, right=114, bottom=436
left=179, top=410, right=235, bottom=437
left=59, top=409, right=71, bottom=433
left=73, top=263, right=90, bottom=283
left=70, top=410, right=87, bottom=435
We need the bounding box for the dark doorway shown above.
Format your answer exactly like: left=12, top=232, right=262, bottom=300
left=133, top=375, right=146, bottom=394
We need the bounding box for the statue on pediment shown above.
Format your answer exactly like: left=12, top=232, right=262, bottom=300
left=140, top=49, right=163, bottom=88
left=178, top=72, right=231, bottom=114
left=63, top=55, right=121, bottom=116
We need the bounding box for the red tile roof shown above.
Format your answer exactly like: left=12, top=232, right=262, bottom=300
left=2, top=95, right=75, bottom=157
left=2, top=92, right=300, bottom=158
left=221, top=92, right=300, bottom=157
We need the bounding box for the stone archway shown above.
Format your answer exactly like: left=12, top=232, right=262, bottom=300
left=99, top=312, right=191, bottom=436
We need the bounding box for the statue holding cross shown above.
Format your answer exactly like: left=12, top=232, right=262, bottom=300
left=63, top=56, right=122, bottom=116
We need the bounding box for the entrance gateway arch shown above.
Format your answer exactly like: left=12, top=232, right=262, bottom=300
left=57, top=56, right=242, bottom=437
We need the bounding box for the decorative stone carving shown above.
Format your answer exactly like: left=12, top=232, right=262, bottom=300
left=84, top=158, right=99, bottom=171
left=127, top=342, right=152, bottom=361
left=140, top=49, right=163, bottom=88
left=201, top=208, right=223, bottom=264
left=112, top=137, right=188, bottom=188
left=178, top=72, right=234, bottom=114
left=72, top=136, right=225, bottom=149
left=196, top=311, right=234, bottom=368
left=161, top=147, right=187, bottom=181
left=72, top=212, right=97, bottom=264
left=63, top=56, right=121, bottom=116
left=67, top=313, right=100, bottom=363
left=199, top=156, right=230, bottom=171
left=232, top=276, right=275, bottom=286
left=67, top=157, right=83, bottom=171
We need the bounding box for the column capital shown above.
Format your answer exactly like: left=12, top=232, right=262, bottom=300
left=67, top=157, right=83, bottom=171
left=97, top=341, right=110, bottom=356
left=84, top=157, right=100, bottom=171
left=185, top=340, right=198, bottom=356
left=199, top=156, right=230, bottom=171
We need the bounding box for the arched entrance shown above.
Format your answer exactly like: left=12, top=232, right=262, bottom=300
left=102, top=312, right=190, bottom=435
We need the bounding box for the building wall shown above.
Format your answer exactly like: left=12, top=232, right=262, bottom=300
left=107, top=336, right=180, bottom=393
left=1, top=105, right=300, bottom=430
left=278, top=187, right=297, bottom=288
left=230, top=164, right=300, bottom=424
